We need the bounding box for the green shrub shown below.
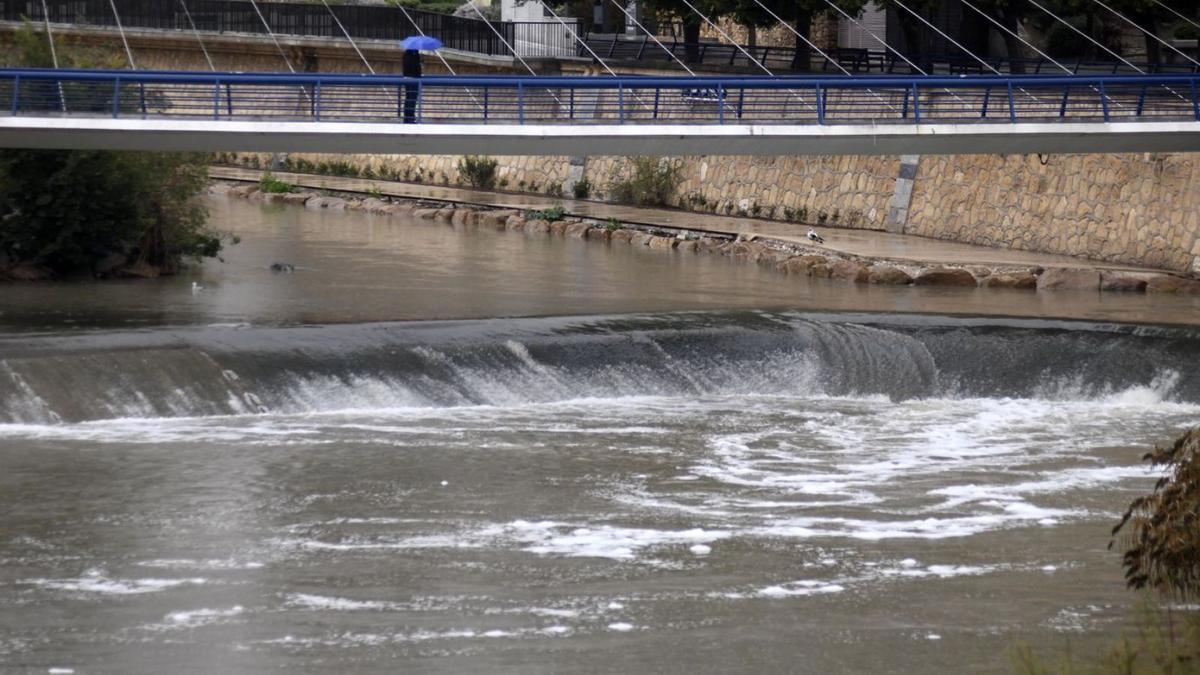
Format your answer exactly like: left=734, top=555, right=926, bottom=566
left=0, top=24, right=224, bottom=278
left=605, top=217, right=621, bottom=231
left=573, top=177, right=593, bottom=199
left=523, top=205, right=566, bottom=222
left=0, top=150, right=222, bottom=276
left=259, top=172, right=293, bottom=194
left=608, top=157, right=683, bottom=207
left=457, top=155, right=498, bottom=189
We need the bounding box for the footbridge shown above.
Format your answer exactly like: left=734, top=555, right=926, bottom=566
left=3, top=68, right=1200, bottom=156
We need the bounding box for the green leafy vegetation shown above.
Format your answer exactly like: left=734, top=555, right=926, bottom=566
left=607, top=157, right=683, bottom=207
left=0, top=24, right=223, bottom=279
left=573, top=177, right=593, bottom=200
left=457, top=156, right=498, bottom=189
left=258, top=172, right=294, bottom=194
left=523, top=205, right=566, bottom=222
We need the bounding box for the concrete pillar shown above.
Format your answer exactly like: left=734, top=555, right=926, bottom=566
left=885, top=154, right=920, bottom=233
left=563, top=156, right=586, bottom=197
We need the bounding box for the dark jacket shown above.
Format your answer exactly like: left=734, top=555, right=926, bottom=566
left=402, top=49, right=422, bottom=78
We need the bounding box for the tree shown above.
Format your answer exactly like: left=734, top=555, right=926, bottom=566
left=642, top=0, right=732, bottom=63
left=1111, top=427, right=1200, bottom=600
left=0, top=24, right=225, bottom=278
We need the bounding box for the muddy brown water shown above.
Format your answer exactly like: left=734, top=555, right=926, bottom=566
left=0, top=197, right=1197, bottom=674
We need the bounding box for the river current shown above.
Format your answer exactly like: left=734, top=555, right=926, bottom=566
left=1, top=197, right=1198, bottom=673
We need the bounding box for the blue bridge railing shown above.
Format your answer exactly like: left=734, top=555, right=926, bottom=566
left=2, top=69, right=1199, bottom=125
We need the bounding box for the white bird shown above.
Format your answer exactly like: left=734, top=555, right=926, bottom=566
left=191, top=282, right=204, bottom=294
left=806, top=229, right=825, bottom=245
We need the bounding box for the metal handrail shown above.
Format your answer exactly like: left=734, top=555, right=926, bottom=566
left=2, top=68, right=1197, bottom=125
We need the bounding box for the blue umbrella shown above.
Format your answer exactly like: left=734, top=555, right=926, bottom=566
left=401, top=36, right=444, bottom=51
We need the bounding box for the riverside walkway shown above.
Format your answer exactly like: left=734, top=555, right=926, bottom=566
left=3, top=69, right=1200, bottom=155
left=211, top=165, right=1154, bottom=272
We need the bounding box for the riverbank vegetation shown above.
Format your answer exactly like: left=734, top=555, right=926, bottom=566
left=1013, top=427, right=1200, bottom=674
left=0, top=24, right=225, bottom=280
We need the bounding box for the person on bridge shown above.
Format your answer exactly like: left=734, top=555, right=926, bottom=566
left=402, top=48, right=422, bottom=124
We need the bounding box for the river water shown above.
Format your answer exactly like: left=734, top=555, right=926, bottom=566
left=1, top=197, right=1198, bottom=673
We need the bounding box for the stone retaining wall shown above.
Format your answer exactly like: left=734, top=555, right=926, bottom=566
left=236, top=150, right=1200, bottom=273
left=216, top=180, right=1200, bottom=297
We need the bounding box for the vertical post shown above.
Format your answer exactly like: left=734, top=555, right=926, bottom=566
left=901, top=86, right=909, bottom=119
left=911, top=83, right=920, bottom=123
left=981, top=86, right=990, bottom=118
left=1099, top=81, right=1109, bottom=122
left=718, top=84, right=724, bottom=124
left=314, top=80, right=322, bottom=121
left=518, top=83, right=524, bottom=124
left=816, top=84, right=824, bottom=124
left=736, top=87, right=745, bottom=120
left=653, top=87, right=660, bottom=120
left=618, top=84, right=625, bottom=124
left=1136, top=84, right=1146, bottom=116
left=483, top=86, right=489, bottom=122
left=1059, top=87, right=1070, bottom=118
left=10, top=75, right=19, bottom=116
left=1191, top=79, right=1199, bottom=121
left=226, top=83, right=233, bottom=117
left=139, top=83, right=147, bottom=117
left=213, top=80, right=220, bottom=119
left=569, top=87, right=575, bottom=120
left=1007, top=82, right=1015, bottom=122
left=112, top=77, right=121, bottom=118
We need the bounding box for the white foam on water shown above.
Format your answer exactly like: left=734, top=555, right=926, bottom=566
left=607, top=622, right=635, bottom=632
left=757, top=580, right=846, bottom=598
left=24, top=569, right=207, bottom=595
left=137, top=558, right=264, bottom=571
left=529, top=607, right=582, bottom=618
left=689, top=544, right=712, bottom=556
left=158, top=606, right=245, bottom=629
left=501, top=520, right=731, bottom=561
left=286, top=593, right=394, bottom=611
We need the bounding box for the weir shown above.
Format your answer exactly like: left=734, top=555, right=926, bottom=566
left=2, top=312, right=1197, bottom=424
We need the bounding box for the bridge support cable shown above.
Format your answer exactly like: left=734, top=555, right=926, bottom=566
left=391, top=4, right=485, bottom=115
left=673, top=0, right=817, bottom=114
left=464, top=2, right=564, bottom=106
left=536, top=1, right=657, bottom=115
left=106, top=0, right=137, bottom=69
left=464, top=3, right=540, bottom=76
left=817, top=0, right=926, bottom=74
left=606, top=0, right=698, bottom=75
left=890, top=0, right=1048, bottom=109
left=179, top=0, right=216, bottom=71
left=816, top=0, right=976, bottom=114
left=1152, top=0, right=1200, bottom=34
left=247, top=0, right=297, bottom=73
left=1090, top=0, right=1200, bottom=68
left=37, top=0, right=67, bottom=112
left=1026, top=0, right=1142, bottom=71
left=745, top=0, right=899, bottom=114
left=957, top=0, right=1131, bottom=113
left=1026, top=0, right=1193, bottom=108
left=319, top=0, right=375, bottom=74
